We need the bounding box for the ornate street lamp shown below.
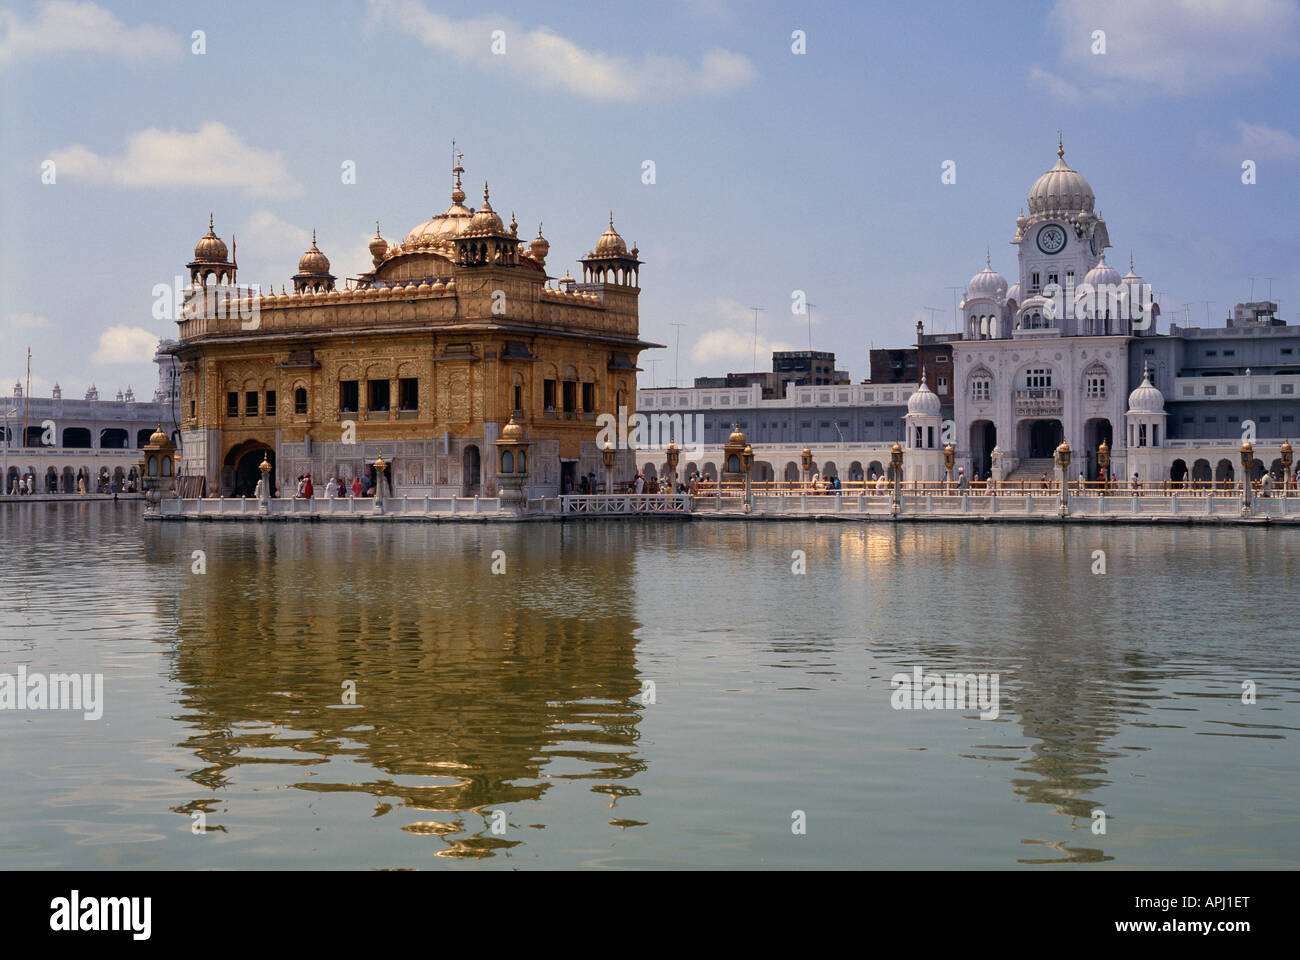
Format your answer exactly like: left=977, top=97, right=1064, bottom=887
left=1097, top=438, right=1110, bottom=495
left=665, top=439, right=680, bottom=491
left=602, top=439, right=616, bottom=495
left=1240, top=440, right=1254, bottom=515
left=742, top=442, right=754, bottom=514
left=1282, top=439, right=1293, bottom=497
left=258, top=452, right=272, bottom=513
left=801, top=446, right=813, bottom=487
left=890, top=441, right=903, bottom=516
left=373, top=453, right=388, bottom=512
left=943, top=442, right=954, bottom=486
left=1054, top=439, right=1071, bottom=516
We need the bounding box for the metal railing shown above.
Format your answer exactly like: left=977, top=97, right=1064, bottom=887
left=685, top=478, right=1295, bottom=498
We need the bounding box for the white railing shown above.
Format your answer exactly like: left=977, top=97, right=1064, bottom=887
left=158, top=495, right=501, bottom=517
left=562, top=494, right=692, bottom=514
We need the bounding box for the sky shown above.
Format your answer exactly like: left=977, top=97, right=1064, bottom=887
left=2, top=0, right=1299, bottom=399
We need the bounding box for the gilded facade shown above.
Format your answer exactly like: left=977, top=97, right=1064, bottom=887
left=167, top=157, right=656, bottom=496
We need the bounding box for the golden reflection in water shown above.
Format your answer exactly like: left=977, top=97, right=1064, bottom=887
left=150, top=523, right=646, bottom=859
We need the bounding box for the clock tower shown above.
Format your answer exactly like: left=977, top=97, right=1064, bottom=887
left=1009, top=137, right=1110, bottom=337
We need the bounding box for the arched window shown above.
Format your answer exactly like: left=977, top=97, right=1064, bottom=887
left=501, top=450, right=514, bottom=473
left=294, top=387, right=307, bottom=414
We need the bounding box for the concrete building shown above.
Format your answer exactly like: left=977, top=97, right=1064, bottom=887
left=1, top=344, right=180, bottom=494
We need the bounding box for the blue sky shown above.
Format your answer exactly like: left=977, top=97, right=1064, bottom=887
left=2, top=0, right=1299, bottom=398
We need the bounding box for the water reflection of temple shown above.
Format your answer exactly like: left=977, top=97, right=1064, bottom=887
left=153, top=523, right=646, bottom=858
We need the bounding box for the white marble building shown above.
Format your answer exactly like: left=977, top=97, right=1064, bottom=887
left=952, top=141, right=1156, bottom=481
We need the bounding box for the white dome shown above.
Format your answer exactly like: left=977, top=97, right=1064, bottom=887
left=1006, top=281, right=1021, bottom=304
left=907, top=373, right=942, bottom=417
left=1127, top=368, right=1165, bottom=413
left=1083, top=253, right=1121, bottom=288
left=1027, top=146, right=1095, bottom=217
left=967, top=255, right=1007, bottom=300
left=1121, top=254, right=1143, bottom=286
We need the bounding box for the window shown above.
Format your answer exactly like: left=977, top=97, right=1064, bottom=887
left=1283, top=383, right=1296, bottom=395
left=971, top=377, right=991, bottom=402
left=1228, top=415, right=1239, bottom=423
left=1047, top=272, right=1058, bottom=288
left=266, top=390, right=276, bottom=416
left=190, top=400, right=196, bottom=419
left=1031, top=271, right=1040, bottom=291
left=1261, top=415, right=1271, bottom=423
left=1183, top=416, right=1194, bottom=424
left=339, top=380, right=359, bottom=413
left=864, top=419, right=875, bottom=427
left=1284, top=415, right=1295, bottom=423
left=294, top=387, right=307, bottom=415
left=1066, top=270, right=1074, bottom=285
left=1205, top=416, right=1217, bottom=424
left=514, top=385, right=523, bottom=411
left=1025, top=368, right=1053, bottom=389
left=1087, top=377, right=1106, bottom=398
left=562, top=380, right=576, bottom=413
left=1206, top=350, right=1217, bottom=357
left=227, top=392, right=239, bottom=417
left=1223, top=350, right=1235, bottom=357
left=1144, top=348, right=1155, bottom=355
left=368, top=379, right=390, bottom=412
left=399, top=378, right=418, bottom=411
left=544, top=379, right=556, bottom=410
left=936, top=355, right=948, bottom=364
left=246, top=391, right=259, bottom=416
left=1203, top=385, right=1216, bottom=396
left=936, top=376, right=948, bottom=395
left=582, top=382, right=594, bottom=411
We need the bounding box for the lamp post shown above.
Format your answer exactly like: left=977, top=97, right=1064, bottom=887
left=258, top=453, right=272, bottom=514
left=742, top=442, right=754, bottom=514
left=665, top=439, right=680, bottom=492
left=1282, top=439, right=1293, bottom=498
left=602, top=440, right=616, bottom=495
left=890, top=441, right=903, bottom=516
left=943, top=442, right=954, bottom=489
left=1097, top=438, right=1110, bottom=495
left=1240, top=440, right=1253, bottom=516
left=1054, top=439, right=1071, bottom=516
left=373, top=453, right=387, bottom=513
left=801, top=446, right=812, bottom=489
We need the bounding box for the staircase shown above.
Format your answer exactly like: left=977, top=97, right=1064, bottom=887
left=1003, top=458, right=1058, bottom=482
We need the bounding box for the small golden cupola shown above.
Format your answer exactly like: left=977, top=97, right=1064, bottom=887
left=456, top=182, right=519, bottom=266
left=581, top=212, right=641, bottom=287
left=368, top=221, right=388, bottom=268
left=293, top=230, right=336, bottom=293
left=527, top=222, right=550, bottom=268
left=188, top=213, right=236, bottom=286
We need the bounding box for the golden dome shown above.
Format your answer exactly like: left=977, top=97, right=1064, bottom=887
left=148, top=424, right=169, bottom=446
left=470, top=182, right=504, bottom=234
left=298, top=230, right=330, bottom=274
left=728, top=424, right=746, bottom=445
left=594, top=212, right=627, bottom=256
left=368, top=222, right=388, bottom=264
left=193, top=214, right=228, bottom=262
left=500, top=415, right=525, bottom=442
left=405, top=155, right=474, bottom=246
left=529, top=223, right=549, bottom=262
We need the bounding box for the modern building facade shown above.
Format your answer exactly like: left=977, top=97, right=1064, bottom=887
left=165, top=156, right=655, bottom=497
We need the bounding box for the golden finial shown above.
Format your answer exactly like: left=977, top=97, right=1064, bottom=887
left=483, top=181, right=490, bottom=201
left=537, top=221, right=543, bottom=237
left=208, top=212, right=214, bottom=229
left=375, top=220, right=381, bottom=237
left=609, top=210, right=614, bottom=228
left=1057, top=131, right=1064, bottom=159
left=311, top=228, right=317, bottom=247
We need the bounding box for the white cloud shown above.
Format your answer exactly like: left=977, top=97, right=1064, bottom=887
left=49, top=122, right=301, bottom=197
left=1034, top=0, right=1300, bottom=98
left=2, top=313, right=51, bottom=331
left=0, top=0, right=180, bottom=68
left=691, top=298, right=796, bottom=367
left=91, top=325, right=159, bottom=365
left=367, top=0, right=756, bottom=101
left=1221, top=120, right=1300, bottom=162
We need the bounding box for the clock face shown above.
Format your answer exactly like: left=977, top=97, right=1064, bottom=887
left=1037, top=224, right=1067, bottom=255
